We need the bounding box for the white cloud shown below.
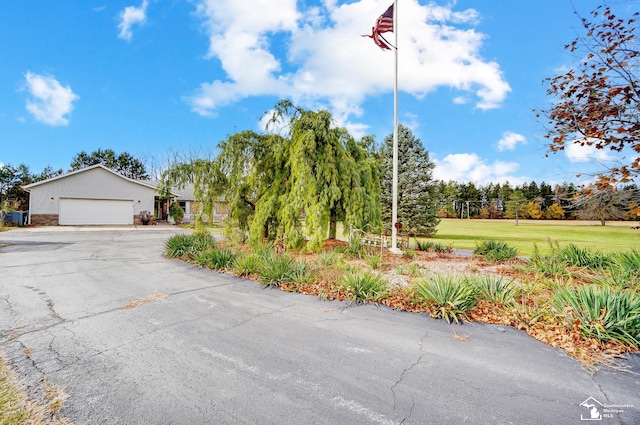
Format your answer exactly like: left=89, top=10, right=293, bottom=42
left=187, top=0, right=510, bottom=120
left=453, top=96, right=469, bottom=105
left=433, top=153, right=525, bottom=185
left=118, top=0, right=148, bottom=42
left=565, top=139, right=615, bottom=163
left=23, top=72, right=79, bottom=126
left=497, top=131, right=526, bottom=152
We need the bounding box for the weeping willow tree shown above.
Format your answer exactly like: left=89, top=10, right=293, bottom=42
left=161, top=100, right=381, bottom=252
left=343, top=135, right=381, bottom=235
left=160, top=131, right=290, bottom=242
left=215, top=130, right=290, bottom=244
left=279, top=103, right=381, bottom=252
left=158, top=158, right=225, bottom=230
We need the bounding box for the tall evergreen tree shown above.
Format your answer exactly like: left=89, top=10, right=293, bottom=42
left=380, top=125, right=440, bottom=236
left=505, top=190, right=528, bottom=225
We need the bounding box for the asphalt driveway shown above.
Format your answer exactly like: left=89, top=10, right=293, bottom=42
left=0, top=227, right=638, bottom=424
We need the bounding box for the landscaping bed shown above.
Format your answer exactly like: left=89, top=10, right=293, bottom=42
left=165, top=232, right=640, bottom=367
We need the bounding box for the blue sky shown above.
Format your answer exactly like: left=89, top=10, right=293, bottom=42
left=0, top=0, right=629, bottom=185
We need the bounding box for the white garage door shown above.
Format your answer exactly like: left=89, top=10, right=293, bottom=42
left=59, top=198, right=134, bottom=225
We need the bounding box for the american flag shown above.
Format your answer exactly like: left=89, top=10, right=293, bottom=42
left=364, top=4, right=394, bottom=50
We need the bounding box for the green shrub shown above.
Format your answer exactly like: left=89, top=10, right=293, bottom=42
left=474, top=240, right=518, bottom=262
left=527, top=255, right=569, bottom=278
left=257, top=252, right=302, bottom=287
left=169, top=201, right=185, bottom=223
left=165, top=234, right=192, bottom=258
left=340, top=271, right=388, bottom=303
left=195, top=248, right=237, bottom=270
left=433, top=243, right=453, bottom=254
left=316, top=250, right=341, bottom=266
left=233, top=253, right=264, bottom=276
left=344, top=234, right=365, bottom=259
left=595, top=268, right=640, bottom=290
left=290, top=261, right=315, bottom=285
left=365, top=254, right=382, bottom=269
left=415, top=239, right=435, bottom=252
left=165, top=232, right=217, bottom=259
left=556, top=244, right=611, bottom=269
left=471, top=275, right=520, bottom=304
left=402, top=249, right=417, bottom=260
left=553, top=285, right=640, bottom=347
left=414, top=274, right=479, bottom=323
left=613, top=249, right=640, bottom=275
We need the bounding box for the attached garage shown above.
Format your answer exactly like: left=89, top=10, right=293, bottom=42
left=23, top=165, right=161, bottom=226
left=59, top=198, right=134, bottom=225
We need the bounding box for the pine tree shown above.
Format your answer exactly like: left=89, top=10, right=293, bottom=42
left=380, top=125, right=440, bottom=236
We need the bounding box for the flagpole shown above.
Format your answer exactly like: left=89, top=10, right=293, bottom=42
left=390, top=0, right=401, bottom=254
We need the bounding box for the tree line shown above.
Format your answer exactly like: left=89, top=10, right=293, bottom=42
left=436, top=179, right=639, bottom=224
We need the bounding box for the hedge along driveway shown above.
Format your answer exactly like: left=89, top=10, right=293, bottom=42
left=0, top=228, right=638, bottom=424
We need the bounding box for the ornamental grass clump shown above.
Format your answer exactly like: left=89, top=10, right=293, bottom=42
left=527, top=255, right=569, bottom=278
left=474, top=240, right=518, bottom=263
left=553, top=285, right=640, bottom=348
left=165, top=232, right=217, bottom=259
left=471, top=275, right=521, bottom=305
left=316, top=250, right=341, bottom=266
left=415, top=239, right=435, bottom=252
left=433, top=243, right=453, bottom=254
left=340, top=271, right=388, bottom=303
left=195, top=247, right=237, bottom=270
left=344, top=234, right=365, bottom=259
left=233, top=253, right=264, bottom=276
left=556, top=244, right=611, bottom=269
left=613, top=249, right=640, bottom=277
left=414, top=274, right=479, bottom=323
left=365, top=254, right=382, bottom=269
left=257, top=251, right=309, bottom=287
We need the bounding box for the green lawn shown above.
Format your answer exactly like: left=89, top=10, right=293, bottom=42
left=423, top=219, right=640, bottom=256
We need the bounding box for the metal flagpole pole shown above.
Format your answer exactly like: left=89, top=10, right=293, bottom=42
left=390, top=0, right=401, bottom=254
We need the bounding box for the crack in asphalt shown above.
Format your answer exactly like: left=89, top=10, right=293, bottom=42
left=391, top=331, right=428, bottom=424
left=22, top=285, right=66, bottom=322
left=2, top=282, right=238, bottom=340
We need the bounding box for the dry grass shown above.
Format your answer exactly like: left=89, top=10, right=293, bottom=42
left=123, top=292, right=168, bottom=309
left=0, top=351, right=72, bottom=425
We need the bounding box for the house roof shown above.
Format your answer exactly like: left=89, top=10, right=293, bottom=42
left=146, top=182, right=227, bottom=203
left=146, top=181, right=195, bottom=201
left=23, top=164, right=160, bottom=192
